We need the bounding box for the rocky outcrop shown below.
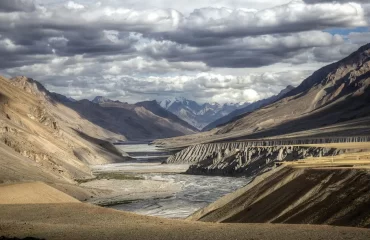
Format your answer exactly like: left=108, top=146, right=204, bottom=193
left=165, top=138, right=370, bottom=176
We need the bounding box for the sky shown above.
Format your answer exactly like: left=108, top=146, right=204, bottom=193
left=0, top=0, right=369, bottom=104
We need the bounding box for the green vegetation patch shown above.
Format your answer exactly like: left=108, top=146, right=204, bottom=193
left=76, top=172, right=144, bottom=183
left=96, top=172, right=144, bottom=181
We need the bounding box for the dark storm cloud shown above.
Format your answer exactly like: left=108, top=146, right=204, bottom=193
left=49, top=31, right=138, bottom=57
left=0, top=0, right=367, bottom=71
left=0, top=0, right=36, bottom=12
left=141, top=31, right=346, bottom=68
left=157, top=3, right=365, bottom=47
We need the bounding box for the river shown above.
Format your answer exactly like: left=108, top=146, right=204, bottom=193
left=96, top=143, right=251, bottom=219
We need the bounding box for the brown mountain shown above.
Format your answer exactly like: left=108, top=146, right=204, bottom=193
left=63, top=98, right=197, bottom=141
left=0, top=75, right=127, bottom=184
left=156, top=43, right=370, bottom=147
left=216, top=43, right=370, bottom=139
left=48, top=87, right=197, bottom=140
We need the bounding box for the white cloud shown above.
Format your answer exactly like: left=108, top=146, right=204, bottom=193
left=65, top=1, right=85, bottom=10
left=348, top=31, right=370, bottom=44
left=0, top=38, right=21, bottom=51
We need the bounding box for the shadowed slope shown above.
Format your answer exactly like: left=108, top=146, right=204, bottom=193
left=62, top=99, right=197, bottom=140
left=136, top=100, right=199, bottom=132
left=189, top=167, right=370, bottom=228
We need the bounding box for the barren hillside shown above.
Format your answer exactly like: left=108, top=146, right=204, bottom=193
left=189, top=166, right=370, bottom=228
left=0, top=76, right=127, bottom=183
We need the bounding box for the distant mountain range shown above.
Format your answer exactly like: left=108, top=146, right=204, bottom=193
left=63, top=96, right=198, bottom=140
left=48, top=94, right=199, bottom=140
left=158, top=97, right=250, bottom=129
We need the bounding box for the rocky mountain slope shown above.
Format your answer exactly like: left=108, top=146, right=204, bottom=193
left=0, top=76, right=128, bottom=184
left=158, top=97, right=249, bottom=129
left=215, top=43, right=370, bottom=140
left=203, top=85, right=294, bottom=131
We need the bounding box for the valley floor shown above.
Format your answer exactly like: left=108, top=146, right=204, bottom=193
left=1, top=182, right=370, bottom=240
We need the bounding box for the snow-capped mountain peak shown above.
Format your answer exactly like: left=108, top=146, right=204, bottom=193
left=157, top=97, right=250, bottom=129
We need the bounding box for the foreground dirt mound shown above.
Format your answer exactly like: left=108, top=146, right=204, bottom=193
left=0, top=182, right=79, bottom=204
left=189, top=167, right=370, bottom=228
left=1, top=202, right=370, bottom=240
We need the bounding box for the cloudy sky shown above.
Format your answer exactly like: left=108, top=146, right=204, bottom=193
left=0, top=0, right=369, bottom=104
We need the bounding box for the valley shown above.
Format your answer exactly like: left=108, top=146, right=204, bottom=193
left=1, top=42, right=370, bottom=240
left=80, top=143, right=252, bottom=219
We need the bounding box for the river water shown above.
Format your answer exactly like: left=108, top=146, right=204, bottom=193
left=101, top=143, right=251, bottom=219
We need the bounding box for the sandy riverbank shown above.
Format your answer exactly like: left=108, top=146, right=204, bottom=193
left=79, top=179, right=181, bottom=205
left=72, top=163, right=188, bottom=205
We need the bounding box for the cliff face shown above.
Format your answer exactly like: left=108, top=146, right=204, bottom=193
left=185, top=145, right=344, bottom=176
left=166, top=137, right=370, bottom=176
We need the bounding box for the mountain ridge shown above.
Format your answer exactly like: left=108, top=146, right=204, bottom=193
left=202, top=85, right=295, bottom=131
